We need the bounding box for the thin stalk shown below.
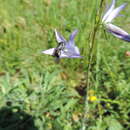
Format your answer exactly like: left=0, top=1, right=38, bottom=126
left=81, top=0, right=105, bottom=129
left=95, top=39, right=100, bottom=90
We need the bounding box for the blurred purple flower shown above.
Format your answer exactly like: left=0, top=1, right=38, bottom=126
left=106, top=24, right=130, bottom=42
left=42, top=29, right=82, bottom=59
left=102, top=0, right=127, bottom=23
left=102, top=0, right=130, bottom=42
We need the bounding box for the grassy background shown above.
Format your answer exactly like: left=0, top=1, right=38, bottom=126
left=0, top=0, right=130, bottom=129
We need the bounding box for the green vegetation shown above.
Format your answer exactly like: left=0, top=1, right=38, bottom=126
left=0, top=0, right=130, bottom=129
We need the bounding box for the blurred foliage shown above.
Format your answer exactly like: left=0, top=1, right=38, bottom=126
left=0, top=0, right=130, bottom=129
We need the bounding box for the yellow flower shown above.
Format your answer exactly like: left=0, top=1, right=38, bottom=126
left=88, top=96, right=97, bottom=102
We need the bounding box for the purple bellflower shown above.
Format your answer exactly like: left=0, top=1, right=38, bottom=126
left=42, top=29, right=82, bottom=59
left=102, top=0, right=130, bottom=42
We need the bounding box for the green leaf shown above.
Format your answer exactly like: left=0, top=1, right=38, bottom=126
left=105, top=116, right=123, bottom=130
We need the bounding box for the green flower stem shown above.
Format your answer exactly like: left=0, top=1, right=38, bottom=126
left=81, top=0, right=105, bottom=129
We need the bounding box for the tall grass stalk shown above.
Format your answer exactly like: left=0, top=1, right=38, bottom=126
left=81, top=0, right=105, bottom=129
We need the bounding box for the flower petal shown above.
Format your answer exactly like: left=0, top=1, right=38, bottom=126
left=120, top=35, right=130, bottom=42
left=74, top=46, right=80, bottom=55
left=105, top=3, right=127, bottom=23
left=106, top=24, right=128, bottom=35
left=42, top=48, right=55, bottom=55
left=61, top=47, right=81, bottom=58
left=67, top=55, right=82, bottom=58
left=102, top=0, right=115, bottom=22
left=55, top=29, right=66, bottom=43
left=60, top=53, right=82, bottom=58
left=106, top=24, right=130, bottom=42
left=69, top=29, right=78, bottom=42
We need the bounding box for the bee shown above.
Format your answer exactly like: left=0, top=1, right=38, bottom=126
left=53, top=42, right=65, bottom=58
left=52, top=42, right=65, bottom=63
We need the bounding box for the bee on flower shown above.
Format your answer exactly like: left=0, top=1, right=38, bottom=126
left=42, top=29, right=82, bottom=62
